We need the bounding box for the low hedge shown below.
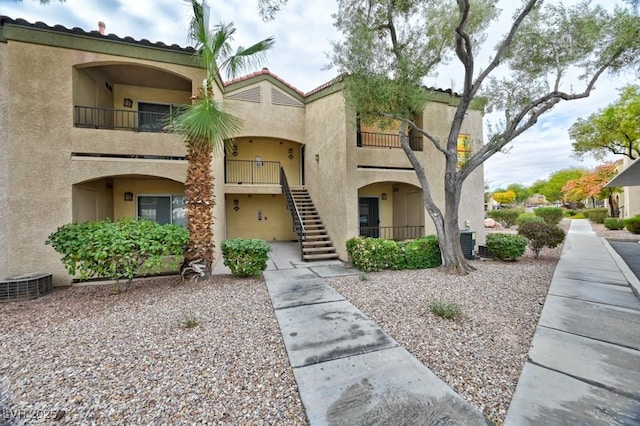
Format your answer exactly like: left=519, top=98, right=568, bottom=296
left=604, top=218, right=625, bottom=230
left=346, top=235, right=441, bottom=272
left=625, top=216, right=640, bottom=234
left=517, top=222, right=565, bottom=258
left=221, top=238, right=271, bottom=277
left=582, top=208, right=608, bottom=224
left=486, top=233, right=527, bottom=261
left=516, top=213, right=545, bottom=226
left=533, top=207, right=564, bottom=225
left=486, top=209, right=523, bottom=229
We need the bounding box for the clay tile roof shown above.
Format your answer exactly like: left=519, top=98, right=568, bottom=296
left=224, top=67, right=306, bottom=97
left=0, top=16, right=196, bottom=54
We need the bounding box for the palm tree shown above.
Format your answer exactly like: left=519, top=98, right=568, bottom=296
left=175, top=0, right=274, bottom=279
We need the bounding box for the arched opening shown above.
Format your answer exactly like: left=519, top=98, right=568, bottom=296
left=73, top=63, right=192, bottom=131
left=73, top=175, right=185, bottom=225
left=358, top=182, right=425, bottom=240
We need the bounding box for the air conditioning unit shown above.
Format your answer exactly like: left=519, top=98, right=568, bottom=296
left=1, top=273, right=52, bottom=302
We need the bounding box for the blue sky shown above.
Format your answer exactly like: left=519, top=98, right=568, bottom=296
left=2, top=0, right=636, bottom=188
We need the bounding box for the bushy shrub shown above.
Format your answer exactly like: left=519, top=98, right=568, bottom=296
left=346, top=235, right=441, bottom=272
left=428, top=299, right=462, bottom=320
left=625, top=216, right=640, bottom=234
left=46, top=218, right=188, bottom=292
left=604, top=218, right=625, bottom=230
left=516, top=213, right=545, bottom=226
left=221, top=238, right=271, bottom=277
left=486, top=209, right=522, bottom=229
left=570, top=212, right=586, bottom=219
left=517, top=222, right=566, bottom=258
left=346, top=237, right=402, bottom=272
left=582, top=208, right=608, bottom=224
left=403, top=235, right=442, bottom=269
left=564, top=209, right=576, bottom=217
left=486, top=233, right=527, bottom=261
left=534, top=207, right=564, bottom=225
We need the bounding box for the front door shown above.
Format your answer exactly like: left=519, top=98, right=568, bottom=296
left=359, top=197, right=380, bottom=238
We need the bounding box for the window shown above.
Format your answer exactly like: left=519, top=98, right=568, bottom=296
left=138, top=102, right=183, bottom=132
left=138, top=195, right=186, bottom=226
left=457, top=134, right=472, bottom=169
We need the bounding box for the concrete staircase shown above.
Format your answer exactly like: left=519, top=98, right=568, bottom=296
left=289, top=187, right=339, bottom=261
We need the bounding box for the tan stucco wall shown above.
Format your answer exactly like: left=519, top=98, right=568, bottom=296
left=3, top=39, right=203, bottom=285
left=304, top=91, right=351, bottom=258
left=622, top=157, right=640, bottom=218
left=225, top=194, right=297, bottom=241
left=112, top=178, right=184, bottom=220
left=226, top=137, right=302, bottom=185
left=358, top=183, right=395, bottom=227
left=0, top=42, right=8, bottom=279
left=224, top=81, right=305, bottom=143
left=72, top=179, right=114, bottom=222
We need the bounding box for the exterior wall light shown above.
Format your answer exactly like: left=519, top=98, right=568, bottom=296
left=232, top=144, right=238, bottom=157
left=123, top=98, right=133, bottom=108
left=124, top=192, right=134, bottom=201
left=315, top=153, right=319, bottom=162
left=288, top=148, right=294, bottom=159
left=233, top=199, right=240, bottom=211
left=381, top=193, right=387, bottom=200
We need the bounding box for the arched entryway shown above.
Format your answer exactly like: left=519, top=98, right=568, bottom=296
left=358, top=182, right=425, bottom=240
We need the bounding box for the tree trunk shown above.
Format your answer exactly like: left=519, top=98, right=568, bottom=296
left=438, top=175, right=474, bottom=275
left=182, top=142, right=215, bottom=280
left=608, top=194, right=620, bottom=218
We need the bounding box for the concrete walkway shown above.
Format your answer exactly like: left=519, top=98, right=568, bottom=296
left=253, top=242, right=491, bottom=425
left=505, top=219, right=640, bottom=425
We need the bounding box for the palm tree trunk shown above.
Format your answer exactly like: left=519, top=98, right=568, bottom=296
left=183, top=141, right=215, bottom=279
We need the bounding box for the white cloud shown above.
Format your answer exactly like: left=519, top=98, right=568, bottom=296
left=2, top=0, right=634, bottom=188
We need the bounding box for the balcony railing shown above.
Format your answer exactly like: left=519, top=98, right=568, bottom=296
left=359, top=225, right=425, bottom=240
left=225, top=160, right=281, bottom=184
left=357, top=131, right=423, bottom=151
left=74, top=106, right=174, bottom=132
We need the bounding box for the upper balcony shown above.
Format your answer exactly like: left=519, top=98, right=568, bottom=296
left=357, top=131, right=423, bottom=151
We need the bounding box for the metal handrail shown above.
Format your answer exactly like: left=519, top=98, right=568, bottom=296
left=73, top=105, right=175, bottom=132
left=280, top=168, right=306, bottom=251
left=225, top=160, right=280, bottom=184
left=359, top=225, right=425, bottom=240
left=357, top=131, right=423, bottom=151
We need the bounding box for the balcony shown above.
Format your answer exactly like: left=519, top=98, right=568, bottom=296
left=357, top=131, right=423, bottom=151
left=359, top=225, right=425, bottom=240
left=74, top=106, right=179, bottom=132
left=225, top=160, right=281, bottom=185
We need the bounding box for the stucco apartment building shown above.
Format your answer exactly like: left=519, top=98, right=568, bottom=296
left=0, top=16, right=485, bottom=286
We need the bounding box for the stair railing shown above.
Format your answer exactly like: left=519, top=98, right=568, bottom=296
left=280, top=168, right=306, bottom=257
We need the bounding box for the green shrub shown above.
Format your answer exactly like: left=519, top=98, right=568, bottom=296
left=534, top=207, right=564, bottom=225
left=428, top=299, right=462, bottom=320
left=564, top=209, right=576, bottom=217
left=582, top=208, right=608, bottom=224
left=570, top=213, right=586, bottom=219
left=485, top=233, right=527, bottom=261
left=516, top=213, right=545, bottom=226
left=604, top=218, right=625, bottom=230
left=46, top=218, right=188, bottom=292
left=517, top=222, right=566, bottom=258
left=221, top=238, right=271, bottom=277
left=625, top=216, right=640, bottom=234
left=486, top=209, right=523, bottom=229
left=402, top=235, right=442, bottom=269
left=345, top=235, right=441, bottom=272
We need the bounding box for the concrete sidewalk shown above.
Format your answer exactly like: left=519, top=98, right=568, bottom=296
left=505, top=219, right=640, bottom=425
left=257, top=243, right=490, bottom=425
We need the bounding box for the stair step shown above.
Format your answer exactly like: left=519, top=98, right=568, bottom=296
left=302, top=241, right=334, bottom=247
left=303, top=247, right=337, bottom=254
left=303, top=253, right=340, bottom=261
left=304, top=234, right=330, bottom=240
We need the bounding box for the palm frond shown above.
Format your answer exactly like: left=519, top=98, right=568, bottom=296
left=173, top=97, right=242, bottom=155
left=221, top=36, right=276, bottom=79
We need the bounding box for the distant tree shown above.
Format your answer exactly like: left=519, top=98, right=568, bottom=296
left=493, top=190, right=517, bottom=206
left=506, top=183, right=531, bottom=205
left=258, top=0, right=288, bottom=21
left=562, top=162, right=622, bottom=217
left=570, top=85, right=640, bottom=161
left=330, top=0, right=640, bottom=275
left=537, top=168, right=587, bottom=203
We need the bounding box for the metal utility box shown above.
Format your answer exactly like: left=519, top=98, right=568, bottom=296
left=460, top=231, right=476, bottom=260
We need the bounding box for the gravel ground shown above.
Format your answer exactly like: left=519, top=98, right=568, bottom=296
left=0, top=276, right=306, bottom=425
left=3, top=220, right=637, bottom=425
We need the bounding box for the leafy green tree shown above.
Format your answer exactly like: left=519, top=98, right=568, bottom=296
left=173, top=1, right=274, bottom=279
left=506, top=183, right=531, bottom=205
left=570, top=85, right=640, bottom=161
left=331, top=0, right=640, bottom=274
left=537, top=168, right=587, bottom=203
